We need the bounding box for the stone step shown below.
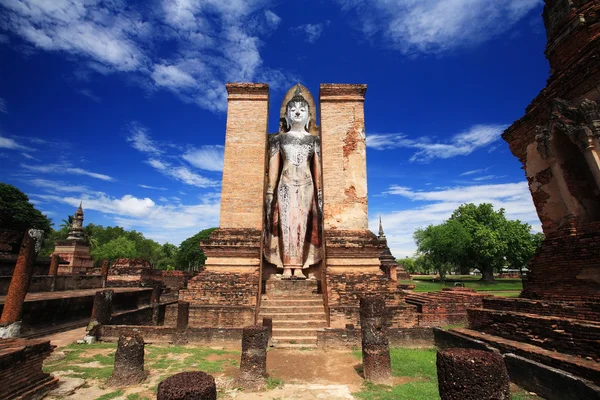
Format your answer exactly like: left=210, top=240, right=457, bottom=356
left=261, top=299, right=323, bottom=306
left=262, top=295, right=323, bottom=301
left=435, top=328, right=600, bottom=386
left=275, top=343, right=318, bottom=349
left=273, top=328, right=320, bottom=337
left=260, top=305, right=324, bottom=313
left=260, top=312, right=326, bottom=321
left=272, top=320, right=327, bottom=328
left=468, top=308, right=600, bottom=360
left=272, top=336, right=318, bottom=345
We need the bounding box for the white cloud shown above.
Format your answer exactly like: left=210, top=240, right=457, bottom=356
left=367, top=124, right=506, bottom=162
left=0, top=134, right=32, bottom=150
left=264, top=10, right=281, bottom=29
left=374, top=182, right=541, bottom=257
left=138, top=184, right=167, bottom=191
left=182, top=145, right=224, bottom=172
left=146, top=158, right=218, bottom=188
left=76, top=89, right=101, bottom=102
left=126, top=123, right=162, bottom=155
left=21, top=163, right=114, bottom=181
left=0, top=0, right=288, bottom=114
left=337, top=0, right=541, bottom=55
left=0, top=97, right=6, bottom=113
left=0, top=0, right=148, bottom=71
left=29, top=178, right=89, bottom=193
left=292, top=21, right=330, bottom=43
left=33, top=191, right=220, bottom=245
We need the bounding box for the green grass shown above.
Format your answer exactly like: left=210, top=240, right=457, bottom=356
left=43, top=343, right=117, bottom=380
left=145, top=345, right=239, bottom=373
left=266, top=376, right=284, bottom=390
left=96, top=390, right=123, bottom=400
left=353, top=347, right=533, bottom=400
left=399, top=277, right=522, bottom=293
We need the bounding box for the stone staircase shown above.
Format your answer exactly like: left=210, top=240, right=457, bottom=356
left=259, top=279, right=327, bottom=348
left=435, top=297, right=600, bottom=400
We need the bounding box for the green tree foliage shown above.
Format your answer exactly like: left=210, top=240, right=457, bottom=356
left=0, top=183, right=52, bottom=233
left=91, top=236, right=137, bottom=262
left=176, top=228, right=217, bottom=271
left=413, top=203, right=543, bottom=282
left=414, top=219, right=470, bottom=281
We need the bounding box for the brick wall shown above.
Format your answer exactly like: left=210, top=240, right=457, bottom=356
left=97, top=325, right=244, bottom=345
left=468, top=308, right=600, bottom=361
left=523, top=222, right=600, bottom=301
left=181, top=270, right=259, bottom=306
left=405, top=289, right=490, bottom=327
left=482, top=297, right=600, bottom=322
left=0, top=339, right=57, bottom=399
left=0, top=275, right=103, bottom=295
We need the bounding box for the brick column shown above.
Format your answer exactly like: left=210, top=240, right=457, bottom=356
left=108, top=332, right=147, bottom=386
left=87, top=289, right=113, bottom=335
left=49, top=254, right=59, bottom=292
left=360, top=296, right=391, bottom=382
left=0, top=229, right=44, bottom=338
left=100, top=259, right=110, bottom=288
left=151, top=286, right=162, bottom=325
left=219, top=83, right=269, bottom=231
left=262, top=317, right=273, bottom=347
left=176, top=301, right=189, bottom=330
left=234, top=325, right=268, bottom=390
left=319, top=84, right=368, bottom=231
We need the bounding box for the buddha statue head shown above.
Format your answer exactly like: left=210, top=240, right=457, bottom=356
left=285, top=86, right=311, bottom=131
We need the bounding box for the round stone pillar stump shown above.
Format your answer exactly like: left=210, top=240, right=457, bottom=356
left=359, top=296, right=391, bottom=383
left=157, top=371, right=216, bottom=400
left=108, top=332, right=147, bottom=386
left=176, top=301, right=189, bottom=330
left=437, top=348, right=510, bottom=400
left=87, top=289, right=113, bottom=334
left=234, top=325, right=268, bottom=390
left=262, top=317, right=273, bottom=347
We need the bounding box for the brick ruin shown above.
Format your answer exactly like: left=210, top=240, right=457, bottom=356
left=438, top=2, right=600, bottom=399
left=51, top=203, right=93, bottom=274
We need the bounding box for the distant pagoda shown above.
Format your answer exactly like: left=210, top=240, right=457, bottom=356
left=66, top=202, right=85, bottom=241
left=52, top=202, right=93, bottom=274
left=378, top=217, right=412, bottom=281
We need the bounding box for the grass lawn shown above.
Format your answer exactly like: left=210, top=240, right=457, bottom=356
left=353, top=347, right=537, bottom=400
left=44, top=342, right=239, bottom=400
left=399, top=276, right=523, bottom=295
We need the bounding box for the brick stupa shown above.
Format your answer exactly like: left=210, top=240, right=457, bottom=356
left=52, top=202, right=93, bottom=274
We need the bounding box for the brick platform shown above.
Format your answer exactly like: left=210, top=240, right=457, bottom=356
left=0, top=338, right=58, bottom=399
left=405, top=288, right=490, bottom=326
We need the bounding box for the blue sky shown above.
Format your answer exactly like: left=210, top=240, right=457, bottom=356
left=0, top=0, right=547, bottom=257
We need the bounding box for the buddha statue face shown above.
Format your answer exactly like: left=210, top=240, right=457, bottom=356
left=286, top=100, right=310, bottom=131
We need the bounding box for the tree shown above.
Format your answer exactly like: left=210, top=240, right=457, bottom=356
left=177, top=228, right=217, bottom=271
left=414, top=219, right=470, bottom=281
left=0, top=183, right=52, bottom=233
left=91, top=236, right=137, bottom=262
left=59, top=215, right=74, bottom=231
left=397, top=257, right=416, bottom=274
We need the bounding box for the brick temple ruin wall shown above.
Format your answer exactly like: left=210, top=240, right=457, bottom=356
left=502, top=0, right=600, bottom=301
left=405, top=288, right=491, bottom=326
left=106, top=258, right=162, bottom=287
left=0, top=274, right=103, bottom=295
left=0, top=288, right=154, bottom=335
left=179, top=270, right=259, bottom=327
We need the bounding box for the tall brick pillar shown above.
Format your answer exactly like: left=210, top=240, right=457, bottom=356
left=0, top=229, right=44, bottom=338
left=178, top=83, right=269, bottom=328
left=319, top=84, right=396, bottom=328
left=49, top=254, right=60, bottom=291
